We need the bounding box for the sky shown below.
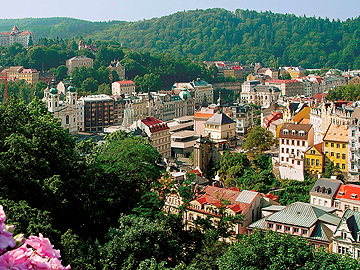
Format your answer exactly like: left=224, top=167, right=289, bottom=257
left=1, top=0, right=360, bottom=22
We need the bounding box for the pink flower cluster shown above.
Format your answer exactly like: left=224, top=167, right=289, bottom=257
left=0, top=205, right=70, bottom=270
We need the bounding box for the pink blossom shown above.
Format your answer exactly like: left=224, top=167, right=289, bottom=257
left=48, top=258, right=71, bottom=270
left=0, top=206, right=6, bottom=225
left=29, top=254, right=50, bottom=270
left=26, top=234, right=60, bottom=259
left=0, top=244, right=30, bottom=270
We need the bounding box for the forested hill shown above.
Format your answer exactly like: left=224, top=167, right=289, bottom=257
left=0, top=17, right=123, bottom=39
left=88, top=8, right=360, bottom=70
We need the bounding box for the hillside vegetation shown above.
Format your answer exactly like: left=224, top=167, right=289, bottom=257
left=0, top=17, right=123, bottom=39
left=88, top=8, right=360, bottom=70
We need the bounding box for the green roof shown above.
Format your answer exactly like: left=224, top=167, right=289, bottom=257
left=265, top=202, right=340, bottom=228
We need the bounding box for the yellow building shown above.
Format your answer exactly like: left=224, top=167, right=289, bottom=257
left=18, top=68, right=39, bottom=84
left=323, top=124, right=348, bottom=173
left=305, top=143, right=324, bottom=175
left=204, top=112, right=235, bottom=141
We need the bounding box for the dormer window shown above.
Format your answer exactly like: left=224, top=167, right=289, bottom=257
left=292, top=130, right=296, bottom=136
left=339, top=191, right=345, bottom=196
left=351, top=194, right=358, bottom=199
left=283, top=129, right=289, bottom=135
left=299, top=131, right=305, bottom=136
left=314, top=186, right=320, bottom=192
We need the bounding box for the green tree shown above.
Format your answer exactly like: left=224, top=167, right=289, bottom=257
left=242, top=126, right=276, bottom=157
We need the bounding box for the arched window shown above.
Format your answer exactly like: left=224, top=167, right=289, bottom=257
left=66, top=115, right=69, bottom=125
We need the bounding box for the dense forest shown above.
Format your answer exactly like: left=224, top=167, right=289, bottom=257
left=87, top=8, right=360, bottom=70
left=0, top=17, right=122, bottom=39
left=2, top=9, right=360, bottom=70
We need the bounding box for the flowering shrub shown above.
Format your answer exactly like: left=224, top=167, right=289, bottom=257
left=0, top=205, right=70, bottom=270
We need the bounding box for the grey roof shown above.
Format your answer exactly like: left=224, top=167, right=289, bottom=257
left=262, top=205, right=286, bottom=212
left=235, top=190, right=259, bottom=204
left=253, top=85, right=280, bottom=93
left=266, top=202, right=341, bottom=228
left=310, top=178, right=343, bottom=199
left=248, top=217, right=267, bottom=230
left=205, top=113, right=234, bottom=126
left=336, top=209, right=360, bottom=240
left=310, top=222, right=334, bottom=242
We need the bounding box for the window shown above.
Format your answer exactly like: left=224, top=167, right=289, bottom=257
left=277, top=225, right=282, bottom=230
left=302, top=230, right=308, bottom=235
left=343, top=144, right=346, bottom=149
left=285, top=226, right=291, bottom=232
left=325, top=142, right=328, bottom=146
left=281, top=148, right=284, bottom=153
left=319, top=199, right=323, bottom=205
left=316, top=159, right=320, bottom=166
left=311, top=159, right=314, bottom=165
left=307, top=158, right=310, bottom=165
left=281, top=157, right=284, bottom=161
left=335, top=202, right=340, bottom=208
left=268, top=223, right=274, bottom=229
left=292, top=160, right=294, bottom=164
left=302, top=141, right=305, bottom=146
left=310, top=150, right=316, bottom=154
left=291, top=140, right=295, bottom=145
left=342, top=164, right=346, bottom=170
left=313, top=198, right=317, bottom=204
left=282, top=139, right=285, bottom=144
left=286, top=157, right=289, bottom=162
left=297, top=141, right=300, bottom=146
left=341, top=232, right=347, bottom=239
left=354, top=207, right=359, bottom=212
left=294, top=228, right=299, bottom=233
left=345, top=204, right=350, bottom=210
left=337, top=143, right=340, bottom=148
left=297, top=161, right=301, bottom=165
left=287, top=140, right=289, bottom=145
left=286, top=148, right=289, bottom=153
left=331, top=143, right=334, bottom=147
left=342, top=153, right=346, bottom=159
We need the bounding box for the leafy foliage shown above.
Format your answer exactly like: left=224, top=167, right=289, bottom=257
left=242, top=126, right=276, bottom=157
left=88, top=8, right=360, bottom=69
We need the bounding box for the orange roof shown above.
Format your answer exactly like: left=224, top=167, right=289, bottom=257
left=193, top=112, right=214, bottom=119
left=335, top=184, right=360, bottom=201
left=299, top=118, right=310, bottom=124
left=323, top=123, right=348, bottom=143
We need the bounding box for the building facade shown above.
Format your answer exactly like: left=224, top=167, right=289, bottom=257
left=278, top=123, right=314, bottom=181
left=78, top=94, right=114, bottom=132
left=66, top=56, right=94, bottom=75
left=112, top=80, right=136, bottom=96
left=0, top=26, right=34, bottom=48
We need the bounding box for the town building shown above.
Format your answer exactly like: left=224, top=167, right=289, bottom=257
left=348, top=108, right=360, bottom=182
left=43, top=79, right=78, bottom=134
left=204, top=112, right=236, bottom=143
left=78, top=94, right=114, bottom=132
left=230, top=104, right=254, bottom=137
left=66, top=56, right=94, bottom=75
left=18, top=68, right=39, bottom=84
left=304, top=143, right=325, bottom=176
left=323, top=123, right=348, bottom=175
left=171, top=131, right=198, bottom=158
left=278, top=123, right=314, bottom=181
left=248, top=202, right=341, bottom=248
left=0, top=26, right=34, bottom=48
left=265, top=79, right=303, bottom=97
left=334, top=184, right=360, bottom=215
left=136, top=117, right=171, bottom=158
left=185, top=186, right=263, bottom=236
left=112, top=80, right=136, bottom=96
left=193, top=107, right=216, bottom=136
left=240, top=81, right=281, bottom=107
left=173, top=79, right=214, bottom=106
left=310, top=177, right=343, bottom=209
left=108, top=60, right=125, bottom=81
left=332, top=209, right=360, bottom=258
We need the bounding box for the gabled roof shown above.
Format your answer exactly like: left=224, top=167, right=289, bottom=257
left=205, top=113, right=234, bottom=126
left=235, top=190, right=259, bottom=204
left=335, top=209, right=360, bottom=241
left=265, top=202, right=341, bottom=228
left=310, top=222, right=334, bottom=242
left=305, top=143, right=324, bottom=155
left=279, top=122, right=312, bottom=140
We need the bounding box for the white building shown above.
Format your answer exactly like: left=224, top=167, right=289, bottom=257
left=348, top=108, right=360, bottom=182
left=43, top=79, right=78, bottom=135
left=278, top=123, right=314, bottom=181
left=0, top=26, right=34, bottom=48
left=112, top=80, right=136, bottom=96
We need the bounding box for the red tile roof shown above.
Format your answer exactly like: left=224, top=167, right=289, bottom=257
left=335, top=184, right=360, bottom=201
left=114, top=80, right=135, bottom=85
left=193, top=112, right=214, bottom=119
left=141, top=117, right=169, bottom=133
left=267, top=79, right=300, bottom=84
